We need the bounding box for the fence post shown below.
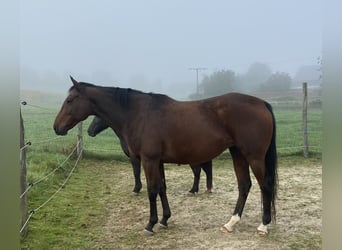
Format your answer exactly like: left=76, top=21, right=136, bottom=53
left=77, top=122, right=83, bottom=159
left=20, top=109, right=28, bottom=236
left=302, top=82, right=309, bottom=158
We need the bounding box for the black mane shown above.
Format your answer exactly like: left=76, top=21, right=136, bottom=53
left=71, top=82, right=171, bottom=108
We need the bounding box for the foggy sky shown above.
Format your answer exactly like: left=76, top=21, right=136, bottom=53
left=20, top=0, right=322, bottom=97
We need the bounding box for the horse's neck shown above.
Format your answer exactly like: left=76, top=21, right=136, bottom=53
left=89, top=88, right=145, bottom=134
left=89, top=90, right=128, bottom=132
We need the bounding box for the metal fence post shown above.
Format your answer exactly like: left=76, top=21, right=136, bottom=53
left=302, top=82, right=309, bottom=158
left=77, top=122, right=83, bottom=159
left=20, top=110, right=28, bottom=236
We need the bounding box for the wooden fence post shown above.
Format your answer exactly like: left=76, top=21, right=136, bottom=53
left=20, top=109, right=28, bottom=236
left=302, top=82, right=309, bottom=158
left=77, top=122, right=83, bottom=159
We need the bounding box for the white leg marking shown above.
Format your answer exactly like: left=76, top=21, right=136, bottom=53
left=257, top=223, right=268, bottom=235
left=220, top=214, right=240, bottom=232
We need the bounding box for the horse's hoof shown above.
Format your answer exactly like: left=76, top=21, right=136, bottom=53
left=132, top=187, right=141, bottom=194
left=143, top=229, right=154, bottom=236
left=257, top=224, right=268, bottom=236
left=205, top=189, right=212, bottom=194
left=132, top=191, right=140, bottom=196
left=188, top=191, right=197, bottom=196
left=257, top=230, right=268, bottom=236
left=220, top=225, right=233, bottom=233
left=159, top=223, right=168, bottom=229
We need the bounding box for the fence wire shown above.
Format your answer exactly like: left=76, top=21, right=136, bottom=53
left=20, top=101, right=83, bottom=234
left=20, top=147, right=83, bottom=233
left=21, top=100, right=57, bottom=112
left=20, top=144, right=78, bottom=199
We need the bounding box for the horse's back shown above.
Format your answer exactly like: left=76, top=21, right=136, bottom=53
left=136, top=92, right=273, bottom=164
left=170, top=92, right=269, bottom=132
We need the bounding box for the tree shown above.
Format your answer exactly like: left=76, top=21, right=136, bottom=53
left=260, top=72, right=292, bottom=92
left=199, top=69, right=236, bottom=98
left=240, top=62, right=272, bottom=91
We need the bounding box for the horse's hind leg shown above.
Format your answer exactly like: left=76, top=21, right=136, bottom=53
left=202, top=161, right=213, bottom=193
left=189, top=161, right=212, bottom=194
left=221, top=147, right=251, bottom=233
left=249, top=159, right=271, bottom=235
left=189, top=164, right=201, bottom=194
left=158, top=162, right=171, bottom=228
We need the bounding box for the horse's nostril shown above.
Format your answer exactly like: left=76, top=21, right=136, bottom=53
left=53, top=125, right=63, bottom=135
left=53, top=126, right=59, bottom=135
left=87, top=130, right=95, bottom=137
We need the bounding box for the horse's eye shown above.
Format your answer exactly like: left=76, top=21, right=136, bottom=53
left=66, top=97, right=73, bottom=103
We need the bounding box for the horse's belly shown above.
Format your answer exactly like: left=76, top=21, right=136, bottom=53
left=163, top=136, right=232, bottom=164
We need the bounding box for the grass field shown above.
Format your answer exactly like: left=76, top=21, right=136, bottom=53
left=20, top=93, right=322, bottom=249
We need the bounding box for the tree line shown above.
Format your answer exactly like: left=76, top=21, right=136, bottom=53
left=189, top=62, right=292, bottom=99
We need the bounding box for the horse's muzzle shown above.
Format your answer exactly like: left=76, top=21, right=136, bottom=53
left=53, top=125, right=67, bottom=135
left=87, top=129, right=96, bottom=137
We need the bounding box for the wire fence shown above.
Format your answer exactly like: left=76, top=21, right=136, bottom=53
left=19, top=144, right=78, bottom=199
left=253, top=84, right=322, bottom=156
left=20, top=101, right=83, bottom=236
left=20, top=145, right=82, bottom=234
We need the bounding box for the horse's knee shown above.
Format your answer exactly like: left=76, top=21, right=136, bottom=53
left=246, top=180, right=252, bottom=191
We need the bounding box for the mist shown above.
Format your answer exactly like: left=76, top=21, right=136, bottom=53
left=20, top=0, right=322, bottom=99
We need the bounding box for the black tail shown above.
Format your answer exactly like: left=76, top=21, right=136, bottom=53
left=264, top=102, right=278, bottom=222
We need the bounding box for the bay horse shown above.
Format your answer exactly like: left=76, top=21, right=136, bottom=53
left=87, top=116, right=213, bottom=194
left=54, top=76, right=278, bottom=236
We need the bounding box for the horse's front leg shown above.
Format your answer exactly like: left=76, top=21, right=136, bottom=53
left=130, top=157, right=142, bottom=194
left=142, top=157, right=162, bottom=236
left=158, top=162, right=171, bottom=228
left=145, top=187, right=158, bottom=235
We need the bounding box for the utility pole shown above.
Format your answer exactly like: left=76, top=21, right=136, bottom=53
left=189, top=67, right=207, bottom=95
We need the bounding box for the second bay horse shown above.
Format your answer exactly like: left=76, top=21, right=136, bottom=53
left=87, top=116, right=213, bottom=194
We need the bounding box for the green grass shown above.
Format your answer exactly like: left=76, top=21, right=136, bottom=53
left=21, top=159, right=115, bottom=249
left=20, top=102, right=322, bottom=249
left=273, top=108, right=322, bottom=156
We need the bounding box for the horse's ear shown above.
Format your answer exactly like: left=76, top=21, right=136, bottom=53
left=69, top=75, right=81, bottom=91
left=70, top=75, right=78, bottom=85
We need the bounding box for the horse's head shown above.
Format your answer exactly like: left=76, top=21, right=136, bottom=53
left=87, top=116, right=109, bottom=137
left=53, top=76, right=93, bottom=135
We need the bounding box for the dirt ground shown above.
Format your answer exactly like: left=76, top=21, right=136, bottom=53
left=93, top=158, right=322, bottom=249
